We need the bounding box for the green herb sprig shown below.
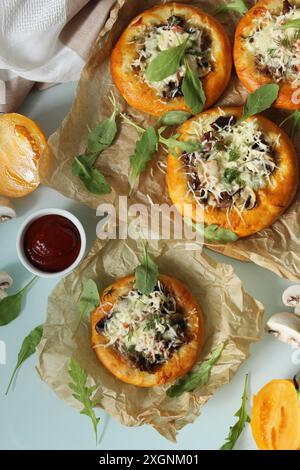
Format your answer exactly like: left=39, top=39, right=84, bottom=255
left=214, top=0, right=249, bottom=16
left=220, top=374, right=250, bottom=450
left=74, top=279, right=100, bottom=336
left=167, top=343, right=224, bottom=397
left=135, top=245, right=158, bottom=295
left=72, top=93, right=118, bottom=195
left=0, top=276, right=37, bottom=326
left=68, top=358, right=100, bottom=445
left=5, top=324, right=43, bottom=395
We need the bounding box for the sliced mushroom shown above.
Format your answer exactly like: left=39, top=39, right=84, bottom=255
left=266, top=312, right=300, bottom=348
left=0, top=197, right=16, bottom=222
left=282, top=285, right=300, bottom=315
left=0, top=272, right=13, bottom=300
left=234, top=188, right=257, bottom=211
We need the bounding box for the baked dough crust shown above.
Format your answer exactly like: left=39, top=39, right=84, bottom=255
left=234, top=0, right=300, bottom=110
left=91, top=274, right=205, bottom=387
left=166, top=107, right=299, bottom=238
left=111, top=2, right=232, bottom=116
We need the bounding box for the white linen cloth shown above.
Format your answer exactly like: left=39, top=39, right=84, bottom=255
left=0, top=0, right=115, bottom=111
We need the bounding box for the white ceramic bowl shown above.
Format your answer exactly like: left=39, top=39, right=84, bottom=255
left=16, top=208, right=86, bottom=278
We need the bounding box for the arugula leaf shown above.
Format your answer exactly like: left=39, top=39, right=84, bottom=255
left=68, top=358, right=100, bottom=445
left=282, top=19, right=300, bottom=30
left=74, top=280, right=100, bottom=335
left=214, top=0, right=249, bottom=15
left=159, top=132, right=203, bottom=155
left=135, top=245, right=158, bottom=295
left=87, top=114, right=117, bottom=154
left=159, top=110, right=191, bottom=126
left=0, top=277, right=37, bottom=326
left=220, top=375, right=250, bottom=450
left=187, top=219, right=238, bottom=243
left=73, top=159, right=111, bottom=195
left=167, top=343, right=224, bottom=397
left=72, top=153, right=98, bottom=177
left=243, top=84, right=279, bottom=119
left=129, top=126, right=158, bottom=191
left=146, top=41, right=188, bottom=82
left=72, top=94, right=118, bottom=194
left=281, top=110, right=300, bottom=139
left=204, top=224, right=238, bottom=243
left=182, top=62, right=206, bottom=115
left=5, top=324, right=43, bottom=395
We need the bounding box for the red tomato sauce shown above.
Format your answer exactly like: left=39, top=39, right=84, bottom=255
left=24, top=215, right=81, bottom=273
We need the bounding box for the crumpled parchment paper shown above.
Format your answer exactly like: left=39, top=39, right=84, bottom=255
left=40, top=0, right=300, bottom=280
left=37, top=238, right=263, bottom=441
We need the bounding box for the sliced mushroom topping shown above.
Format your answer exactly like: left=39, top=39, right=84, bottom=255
left=266, top=312, right=300, bottom=348
left=234, top=188, right=257, bottom=211
left=0, top=197, right=16, bottom=223
left=0, top=272, right=13, bottom=300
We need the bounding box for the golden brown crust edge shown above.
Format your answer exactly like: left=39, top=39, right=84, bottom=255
left=111, top=2, right=232, bottom=116
left=166, top=107, right=299, bottom=239
left=91, top=274, right=205, bottom=387
left=234, top=0, right=300, bottom=111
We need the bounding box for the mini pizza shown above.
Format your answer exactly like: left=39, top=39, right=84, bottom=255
left=234, top=0, right=300, bottom=110
left=111, top=2, right=232, bottom=116
left=91, top=274, right=204, bottom=387
left=166, top=107, right=298, bottom=238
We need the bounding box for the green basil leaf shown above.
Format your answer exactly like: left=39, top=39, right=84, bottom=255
left=0, top=277, right=37, bottom=326
left=129, top=126, right=158, bottom=191
left=6, top=325, right=43, bottom=395
left=87, top=115, right=117, bottom=153
left=282, top=19, right=300, bottom=30
left=182, top=64, right=206, bottom=115
left=135, top=245, right=158, bottom=295
left=159, top=111, right=191, bottom=126
left=220, top=375, right=250, bottom=450
left=74, top=279, right=100, bottom=335
left=167, top=343, right=224, bottom=397
left=68, top=358, right=100, bottom=445
left=146, top=41, right=187, bottom=82
left=291, top=111, right=300, bottom=139
left=214, top=0, right=249, bottom=15
left=243, top=84, right=279, bottom=119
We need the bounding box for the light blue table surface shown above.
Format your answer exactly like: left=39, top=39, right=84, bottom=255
left=0, top=82, right=299, bottom=450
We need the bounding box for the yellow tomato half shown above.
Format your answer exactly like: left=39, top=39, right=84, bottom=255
left=0, top=113, right=48, bottom=198
left=251, top=380, right=300, bottom=450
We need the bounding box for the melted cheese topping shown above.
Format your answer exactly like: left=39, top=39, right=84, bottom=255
left=132, top=18, right=213, bottom=97
left=183, top=117, right=277, bottom=211
left=101, top=283, right=186, bottom=367
left=246, top=6, right=300, bottom=84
